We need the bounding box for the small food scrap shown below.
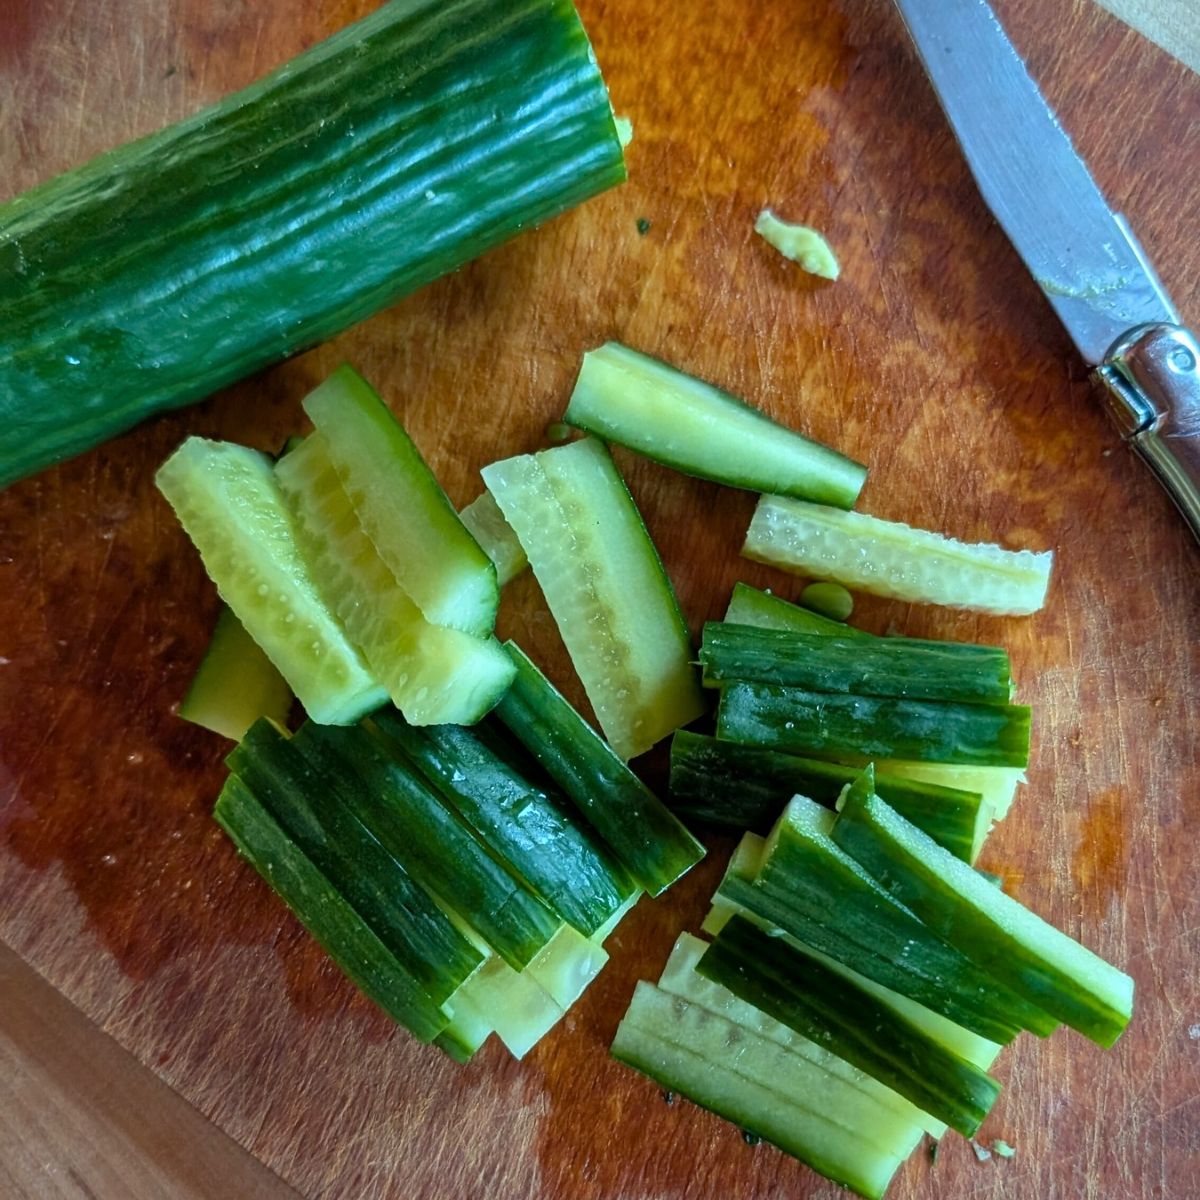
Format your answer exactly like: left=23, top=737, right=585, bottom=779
left=636, top=217, right=652, bottom=236
left=742, top=1131, right=762, bottom=1146
left=614, top=115, right=634, bottom=147
left=754, top=209, right=839, bottom=280
left=545, top=421, right=572, bottom=443
left=927, top=1139, right=940, bottom=1164
left=661, top=1090, right=675, bottom=1106
left=799, top=581, right=853, bottom=621
left=969, top=1138, right=993, bottom=1162
left=992, top=1139, right=1016, bottom=1159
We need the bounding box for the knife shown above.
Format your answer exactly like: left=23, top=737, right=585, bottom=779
left=892, top=0, right=1200, bottom=543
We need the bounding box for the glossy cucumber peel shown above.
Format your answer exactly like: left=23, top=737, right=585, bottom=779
left=700, top=623, right=1014, bottom=705
left=1, top=0, right=626, bottom=487
left=302, top=366, right=498, bottom=635
left=156, top=437, right=385, bottom=724
left=482, top=437, right=703, bottom=759
left=276, top=433, right=514, bottom=725
left=832, top=782, right=1134, bottom=1047
left=495, top=642, right=704, bottom=895
left=565, top=342, right=866, bottom=507
left=716, top=680, right=1032, bottom=768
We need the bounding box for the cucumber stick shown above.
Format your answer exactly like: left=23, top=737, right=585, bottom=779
left=276, top=434, right=513, bottom=726
left=178, top=607, right=292, bottom=741
left=495, top=642, right=704, bottom=895
left=833, top=784, right=1134, bottom=1047
left=214, top=775, right=447, bottom=1043
left=564, top=342, right=866, bottom=507
left=699, top=916, right=1002, bottom=1136
left=156, top=438, right=385, bottom=724
left=482, top=437, right=703, bottom=760
left=717, top=680, right=1031, bottom=767
left=700, top=623, right=1014, bottom=705
left=302, top=366, right=497, bottom=635
left=460, top=490, right=528, bottom=587
left=612, top=983, right=905, bottom=1200
left=744, top=496, right=1054, bottom=615
left=725, top=581, right=870, bottom=638
left=668, top=731, right=982, bottom=862
left=0, top=0, right=626, bottom=488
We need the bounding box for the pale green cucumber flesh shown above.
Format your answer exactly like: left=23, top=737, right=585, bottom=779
left=725, top=581, right=871, bottom=637
left=460, top=489, right=528, bottom=587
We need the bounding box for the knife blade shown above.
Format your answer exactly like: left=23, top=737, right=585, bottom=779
left=892, top=0, right=1200, bottom=542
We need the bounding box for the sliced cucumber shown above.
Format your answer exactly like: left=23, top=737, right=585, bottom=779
left=590, top=889, right=642, bottom=945
left=522, top=923, right=609, bottom=1011
left=482, top=437, right=703, bottom=760
left=302, top=366, right=498, bottom=635
left=452, top=953, right=564, bottom=1060
left=276, top=434, right=514, bottom=725
left=716, top=680, right=1031, bottom=768
left=156, top=437, right=385, bottom=724
left=725, top=581, right=870, bottom=637
left=832, top=784, right=1134, bottom=1047
left=744, top=496, right=1054, bottom=615
left=178, top=607, right=292, bottom=741
left=460, top=489, right=528, bottom=587
left=564, top=342, right=866, bottom=507
left=495, top=641, right=704, bottom=895
left=700, top=623, right=1014, bottom=705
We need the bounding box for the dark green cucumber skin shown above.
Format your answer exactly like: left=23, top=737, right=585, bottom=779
left=832, top=786, right=1128, bottom=1047
left=295, top=720, right=561, bottom=970
left=214, top=775, right=447, bottom=1043
left=699, top=624, right=1013, bottom=706
left=495, top=641, right=704, bottom=896
left=227, top=721, right=482, bottom=1005
left=371, top=708, right=636, bottom=936
left=716, top=681, right=1031, bottom=768
left=0, top=0, right=625, bottom=487
left=726, top=582, right=872, bottom=638
left=668, top=731, right=980, bottom=861
left=699, top=917, right=1001, bottom=1137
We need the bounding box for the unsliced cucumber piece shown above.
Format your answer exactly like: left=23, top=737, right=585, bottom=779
left=725, top=581, right=871, bottom=637
left=277, top=434, right=514, bottom=725
left=482, top=437, right=703, bottom=760
left=215, top=775, right=447, bottom=1043
left=744, top=495, right=1054, bottom=615
left=302, top=366, right=498, bottom=635
left=700, top=623, right=1014, bottom=705
left=699, top=916, right=1001, bottom=1136
left=612, top=983, right=905, bottom=1200
left=370, top=710, right=636, bottom=938
left=178, top=607, right=292, bottom=741
left=832, top=784, right=1134, bottom=1047
left=298, top=720, right=562, bottom=971
left=717, top=680, right=1031, bottom=768
left=657, top=934, right=928, bottom=1161
left=156, top=438, right=385, bottom=724
left=460, top=489, right=528, bottom=587
left=495, top=641, right=704, bottom=895
left=668, top=732, right=982, bottom=862
left=564, top=342, right=866, bottom=507
left=228, top=720, right=484, bottom=1005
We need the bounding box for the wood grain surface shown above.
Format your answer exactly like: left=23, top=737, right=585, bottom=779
left=1, top=1, right=1198, bottom=1198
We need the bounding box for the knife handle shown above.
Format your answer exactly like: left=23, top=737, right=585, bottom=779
left=1096, top=324, right=1200, bottom=545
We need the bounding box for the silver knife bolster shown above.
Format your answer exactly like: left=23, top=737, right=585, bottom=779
left=1095, top=324, right=1200, bottom=542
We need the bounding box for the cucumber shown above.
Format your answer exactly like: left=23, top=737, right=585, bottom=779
left=725, top=581, right=870, bottom=637
left=302, top=366, right=498, bottom=635
left=668, top=731, right=982, bottom=862
left=369, top=709, right=636, bottom=938
left=590, top=889, right=643, bottom=946
left=494, top=642, right=704, bottom=895
left=699, top=623, right=1014, bottom=705
left=482, top=437, right=704, bottom=760
left=227, top=720, right=484, bottom=1005
left=0, top=0, right=626, bottom=488
left=178, top=607, right=292, bottom=741
left=832, top=783, right=1134, bottom=1047
left=437, top=999, right=494, bottom=1063
left=612, top=983, right=905, bottom=1200
left=276, top=434, right=514, bottom=726
left=657, top=934, right=928, bottom=1160
left=564, top=342, right=866, bottom=507
left=451, top=954, right=565, bottom=1060
left=460, top=490, right=528, bottom=587
left=521, top=923, right=609, bottom=1011
left=716, top=680, right=1032, bottom=768
left=214, top=775, right=447, bottom=1043
left=698, top=916, right=1002, bottom=1136
left=296, top=720, right=562, bottom=971
left=744, top=496, right=1054, bottom=615
left=156, top=438, right=385, bottom=724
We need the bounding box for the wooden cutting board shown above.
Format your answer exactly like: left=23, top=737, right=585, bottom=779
left=2, top=1, right=1197, bottom=1197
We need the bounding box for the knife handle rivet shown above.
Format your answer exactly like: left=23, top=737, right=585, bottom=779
left=1168, top=346, right=1196, bottom=374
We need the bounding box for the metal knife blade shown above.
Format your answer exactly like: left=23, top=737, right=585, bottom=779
left=892, top=0, right=1179, bottom=365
